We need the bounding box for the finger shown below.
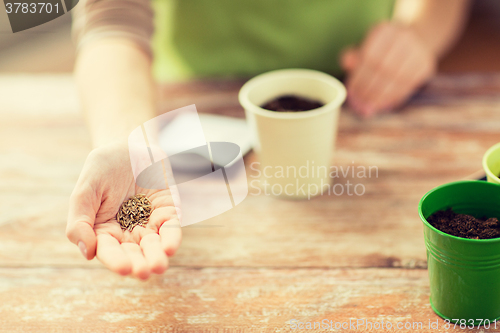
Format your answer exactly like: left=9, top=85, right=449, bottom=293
left=394, top=50, right=435, bottom=89
left=96, top=234, right=132, bottom=276
left=348, top=26, right=415, bottom=116
left=372, top=51, right=435, bottom=111
left=140, top=233, right=168, bottom=274
left=346, top=98, right=367, bottom=118
left=368, top=79, right=401, bottom=113
left=352, top=47, right=407, bottom=115
left=170, top=186, right=182, bottom=224
left=149, top=192, right=176, bottom=210
left=347, top=63, right=381, bottom=117
left=373, top=75, right=420, bottom=112
left=146, top=190, right=182, bottom=227
left=340, top=47, right=360, bottom=72
left=159, top=217, right=182, bottom=256
left=147, top=206, right=178, bottom=232
left=361, top=22, right=397, bottom=62
left=121, top=242, right=151, bottom=280
left=348, top=22, right=396, bottom=96
left=370, top=29, right=435, bottom=112
left=370, top=62, right=418, bottom=111
left=346, top=57, right=376, bottom=113
left=146, top=206, right=181, bottom=256
left=67, top=184, right=99, bottom=260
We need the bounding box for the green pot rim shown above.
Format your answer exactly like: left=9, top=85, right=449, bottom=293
left=419, top=180, right=500, bottom=244
left=483, top=142, right=500, bottom=182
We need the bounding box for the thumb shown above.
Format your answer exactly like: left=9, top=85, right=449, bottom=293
left=341, top=47, right=360, bottom=72
left=66, top=187, right=98, bottom=260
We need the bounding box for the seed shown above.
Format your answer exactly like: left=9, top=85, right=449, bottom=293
left=117, top=194, right=152, bottom=231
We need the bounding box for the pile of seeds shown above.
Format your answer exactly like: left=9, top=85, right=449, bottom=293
left=117, top=194, right=152, bottom=231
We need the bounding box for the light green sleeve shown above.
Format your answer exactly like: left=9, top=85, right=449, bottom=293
left=152, top=0, right=395, bottom=82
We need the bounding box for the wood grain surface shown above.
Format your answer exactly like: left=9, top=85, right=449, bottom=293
left=0, top=74, right=499, bottom=332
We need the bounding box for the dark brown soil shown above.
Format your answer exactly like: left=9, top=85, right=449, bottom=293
left=261, top=95, right=324, bottom=112
left=427, top=208, right=500, bottom=239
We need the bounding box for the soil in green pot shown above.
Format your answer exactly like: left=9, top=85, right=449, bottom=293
left=428, top=208, right=500, bottom=239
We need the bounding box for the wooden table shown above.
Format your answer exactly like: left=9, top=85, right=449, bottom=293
left=0, top=73, right=499, bottom=332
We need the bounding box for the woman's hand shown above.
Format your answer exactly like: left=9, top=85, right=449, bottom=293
left=341, top=22, right=437, bottom=118
left=66, top=141, right=182, bottom=279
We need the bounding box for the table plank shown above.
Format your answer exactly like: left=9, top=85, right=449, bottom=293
left=1, top=75, right=500, bottom=269
left=1, top=74, right=500, bottom=331
left=0, top=267, right=472, bottom=333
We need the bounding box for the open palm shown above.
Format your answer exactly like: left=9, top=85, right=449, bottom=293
left=66, top=142, right=182, bottom=279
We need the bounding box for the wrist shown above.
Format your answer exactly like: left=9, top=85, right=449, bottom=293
left=86, top=106, right=158, bottom=148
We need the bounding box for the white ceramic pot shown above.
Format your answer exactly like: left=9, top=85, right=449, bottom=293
left=239, top=69, right=346, bottom=199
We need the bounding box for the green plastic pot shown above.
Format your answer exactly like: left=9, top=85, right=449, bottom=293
left=483, top=142, right=500, bottom=184
left=419, top=180, right=500, bottom=324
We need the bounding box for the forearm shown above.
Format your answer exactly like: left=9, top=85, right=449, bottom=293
left=394, top=0, right=471, bottom=57
left=75, top=38, right=157, bottom=148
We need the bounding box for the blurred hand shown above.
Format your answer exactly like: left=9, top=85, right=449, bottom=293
left=66, top=142, right=182, bottom=279
left=341, top=21, right=437, bottom=118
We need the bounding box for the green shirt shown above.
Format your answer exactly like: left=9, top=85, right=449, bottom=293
left=152, top=0, right=395, bottom=81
